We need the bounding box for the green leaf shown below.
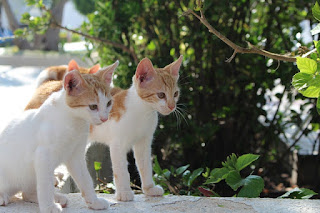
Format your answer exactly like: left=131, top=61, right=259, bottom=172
left=237, top=175, right=264, bottom=198
left=300, top=75, right=320, bottom=98
left=187, top=168, right=204, bottom=187
left=225, top=170, right=243, bottom=191
left=311, top=24, right=320, bottom=35
left=94, top=161, right=102, bottom=171
left=14, top=29, right=24, bottom=36
left=205, top=167, right=230, bottom=184
left=292, top=72, right=313, bottom=93
left=278, top=187, right=318, bottom=199
left=313, top=2, right=320, bottom=21
left=153, top=156, right=163, bottom=175
left=235, top=154, right=259, bottom=171
left=317, top=98, right=320, bottom=115
left=26, top=0, right=36, bottom=6
left=176, top=164, right=190, bottom=175
left=163, top=169, right=171, bottom=179
left=296, top=57, right=317, bottom=74
left=147, top=41, right=156, bottom=50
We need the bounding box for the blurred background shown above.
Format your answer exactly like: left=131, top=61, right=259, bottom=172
left=1, top=0, right=319, bottom=198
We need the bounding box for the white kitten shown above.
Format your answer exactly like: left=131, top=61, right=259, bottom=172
left=0, top=60, right=118, bottom=212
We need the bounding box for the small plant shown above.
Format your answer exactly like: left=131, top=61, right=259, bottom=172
left=278, top=187, right=317, bottom=199
left=153, top=156, right=203, bottom=195
left=204, top=153, right=264, bottom=198
left=153, top=153, right=264, bottom=197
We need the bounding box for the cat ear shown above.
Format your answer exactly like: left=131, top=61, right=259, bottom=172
left=63, top=70, right=85, bottom=96
left=89, top=64, right=101, bottom=74
left=169, top=55, right=183, bottom=77
left=96, top=60, right=119, bottom=85
left=68, top=59, right=80, bottom=72
left=135, top=58, right=155, bottom=87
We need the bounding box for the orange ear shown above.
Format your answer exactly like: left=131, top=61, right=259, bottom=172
left=89, top=64, right=101, bottom=74
left=135, top=58, right=155, bottom=87
left=95, top=61, right=119, bottom=85
left=63, top=70, right=84, bottom=96
left=68, top=59, right=80, bottom=72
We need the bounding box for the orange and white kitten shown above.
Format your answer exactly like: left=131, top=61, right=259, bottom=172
left=29, top=56, right=183, bottom=201
left=0, top=60, right=118, bottom=212
left=91, top=56, right=183, bottom=201
left=35, top=61, right=101, bottom=87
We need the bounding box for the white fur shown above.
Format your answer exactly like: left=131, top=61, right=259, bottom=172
left=0, top=89, right=110, bottom=212
left=90, top=84, right=164, bottom=201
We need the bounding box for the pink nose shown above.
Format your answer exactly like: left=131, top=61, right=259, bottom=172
left=168, top=105, right=175, bottom=110
left=100, top=117, right=108, bottom=122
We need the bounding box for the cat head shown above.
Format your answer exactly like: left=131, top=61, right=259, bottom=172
left=63, top=60, right=119, bottom=125
left=133, top=55, right=183, bottom=115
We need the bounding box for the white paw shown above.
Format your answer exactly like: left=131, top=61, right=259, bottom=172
left=55, top=193, right=68, bottom=208
left=87, top=197, right=110, bottom=210
left=143, top=185, right=164, bottom=197
left=0, top=194, right=9, bottom=206
left=116, top=190, right=134, bottom=201
left=42, top=203, right=62, bottom=213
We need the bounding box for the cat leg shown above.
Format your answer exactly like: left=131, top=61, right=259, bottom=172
left=34, top=147, right=62, bottom=213
left=22, top=191, right=38, bottom=203
left=54, top=193, right=68, bottom=208
left=0, top=193, right=9, bottom=206
left=110, top=144, right=134, bottom=201
left=0, top=170, right=12, bottom=206
left=65, top=148, right=109, bottom=210
left=133, top=137, right=164, bottom=197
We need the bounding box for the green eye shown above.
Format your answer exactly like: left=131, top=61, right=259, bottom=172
left=107, top=100, right=112, bottom=107
left=157, top=92, right=166, bottom=99
left=174, top=91, right=179, bottom=97
left=89, top=104, right=98, bottom=110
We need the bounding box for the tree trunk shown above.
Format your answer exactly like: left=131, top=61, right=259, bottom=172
left=34, top=0, right=68, bottom=51
left=2, top=0, right=31, bottom=49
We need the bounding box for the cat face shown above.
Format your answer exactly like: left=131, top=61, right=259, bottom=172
left=134, top=56, right=183, bottom=115
left=63, top=61, right=119, bottom=125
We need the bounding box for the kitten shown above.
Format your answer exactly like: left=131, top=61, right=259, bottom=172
left=25, top=60, right=100, bottom=110
left=90, top=56, right=183, bottom=201
left=27, top=56, right=183, bottom=201
left=35, top=60, right=100, bottom=88
left=0, top=60, right=118, bottom=212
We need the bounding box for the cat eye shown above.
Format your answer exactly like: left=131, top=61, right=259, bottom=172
left=157, top=92, right=166, bottom=99
left=89, top=104, right=98, bottom=110
left=107, top=100, right=112, bottom=107
left=174, top=91, right=179, bottom=97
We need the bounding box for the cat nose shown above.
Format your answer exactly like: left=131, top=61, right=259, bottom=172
left=100, top=117, right=108, bottom=122
left=168, top=104, right=175, bottom=110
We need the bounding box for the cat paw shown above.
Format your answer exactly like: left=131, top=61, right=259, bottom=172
left=41, top=203, right=62, bottom=213
left=87, top=197, right=110, bottom=210
left=0, top=194, right=9, bottom=206
left=116, top=190, right=134, bottom=201
left=54, top=193, right=68, bottom=208
left=143, top=185, right=164, bottom=197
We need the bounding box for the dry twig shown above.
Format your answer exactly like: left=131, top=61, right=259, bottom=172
left=183, top=9, right=297, bottom=63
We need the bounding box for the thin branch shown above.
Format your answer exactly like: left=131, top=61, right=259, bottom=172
left=41, top=5, right=139, bottom=64
left=183, top=9, right=297, bottom=63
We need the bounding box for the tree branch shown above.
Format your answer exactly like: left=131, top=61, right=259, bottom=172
left=41, top=4, right=139, bottom=64
left=183, top=9, right=297, bottom=63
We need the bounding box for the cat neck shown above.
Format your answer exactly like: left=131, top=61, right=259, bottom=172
left=129, top=84, right=157, bottom=114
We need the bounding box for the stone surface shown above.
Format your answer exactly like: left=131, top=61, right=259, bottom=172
left=2, top=194, right=320, bottom=213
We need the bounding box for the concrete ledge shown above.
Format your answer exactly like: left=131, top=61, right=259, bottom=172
left=2, top=193, right=320, bottom=213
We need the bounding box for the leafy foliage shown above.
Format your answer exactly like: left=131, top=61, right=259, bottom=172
left=205, top=153, right=264, bottom=198
left=278, top=187, right=317, bottom=199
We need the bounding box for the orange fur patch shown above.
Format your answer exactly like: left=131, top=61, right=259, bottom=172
left=109, top=89, right=128, bottom=122
left=65, top=74, right=111, bottom=108
left=134, top=66, right=179, bottom=105
left=42, top=66, right=90, bottom=84
left=25, top=81, right=62, bottom=110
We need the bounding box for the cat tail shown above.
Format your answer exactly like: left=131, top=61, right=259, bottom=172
left=35, top=67, right=63, bottom=88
